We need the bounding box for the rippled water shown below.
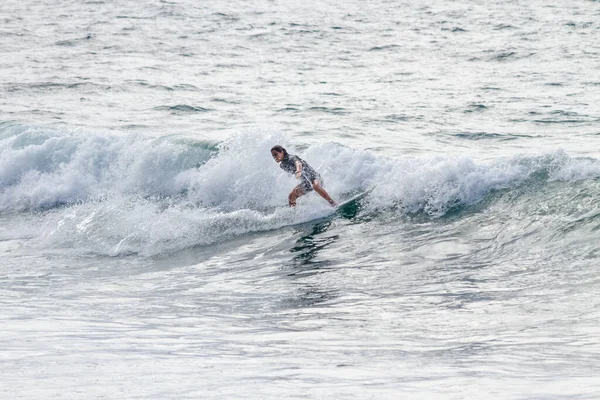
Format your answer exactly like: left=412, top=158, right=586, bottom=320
left=2, top=0, right=600, bottom=399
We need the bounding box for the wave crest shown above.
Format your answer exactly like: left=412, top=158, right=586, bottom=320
left=3, top=123, right=600, bottom=255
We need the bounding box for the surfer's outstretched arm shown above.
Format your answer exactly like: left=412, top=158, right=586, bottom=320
left=312, top=180, right=337, bottom=207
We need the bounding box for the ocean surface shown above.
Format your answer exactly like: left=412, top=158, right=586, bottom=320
left=2, top=0, right=600, bottom=398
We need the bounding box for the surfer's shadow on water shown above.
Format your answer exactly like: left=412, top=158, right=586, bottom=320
left=288, top=220, right=338, bottom=273
left=285, top=189, right=377, bottom=275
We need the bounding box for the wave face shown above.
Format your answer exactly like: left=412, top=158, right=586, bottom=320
left=2, top=123, right=600, bottom=256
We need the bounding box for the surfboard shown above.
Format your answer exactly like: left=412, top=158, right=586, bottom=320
left=335, top=186, right=375, bottom=217
left=336, top=187, right=373, bottom=209
left=290, top=186, right=375, bottom=228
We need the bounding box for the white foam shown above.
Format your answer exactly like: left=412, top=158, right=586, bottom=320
left=367, top=154, right=532, bottom=216
left=548, top=151, right=600, bottom=182
left=0, top=125, right=213, bottom=212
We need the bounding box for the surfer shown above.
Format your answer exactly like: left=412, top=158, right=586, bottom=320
left=271, top=145, right=337, bottom=207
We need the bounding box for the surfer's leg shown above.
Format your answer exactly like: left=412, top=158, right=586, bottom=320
left=288, top=185, right=306, bottom=207
left=312, top=180, right=337, bottom=207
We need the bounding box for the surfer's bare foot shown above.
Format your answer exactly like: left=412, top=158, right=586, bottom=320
left=312, top=180, right=337, bottom=207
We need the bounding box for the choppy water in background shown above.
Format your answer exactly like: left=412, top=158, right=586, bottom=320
left=2, top=0, right=600, bottom=398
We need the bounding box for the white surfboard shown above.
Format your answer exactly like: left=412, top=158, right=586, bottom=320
left=335, top=186, right=375, bottom=213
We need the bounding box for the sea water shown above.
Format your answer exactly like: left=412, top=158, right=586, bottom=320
left=1, top=0, right=600, bottom=398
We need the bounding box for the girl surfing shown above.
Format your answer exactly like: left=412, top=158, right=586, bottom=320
left=270, top=145, right=337, bottom=207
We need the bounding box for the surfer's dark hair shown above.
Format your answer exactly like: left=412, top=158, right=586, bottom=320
left=270, top=145, right=288, bottom=158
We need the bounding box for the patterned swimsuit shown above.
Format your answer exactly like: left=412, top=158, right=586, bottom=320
left=279, top=155, right=322, bottom=192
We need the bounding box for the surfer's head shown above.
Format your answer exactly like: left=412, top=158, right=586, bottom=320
left=270, top=145, right=288, bottom=162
